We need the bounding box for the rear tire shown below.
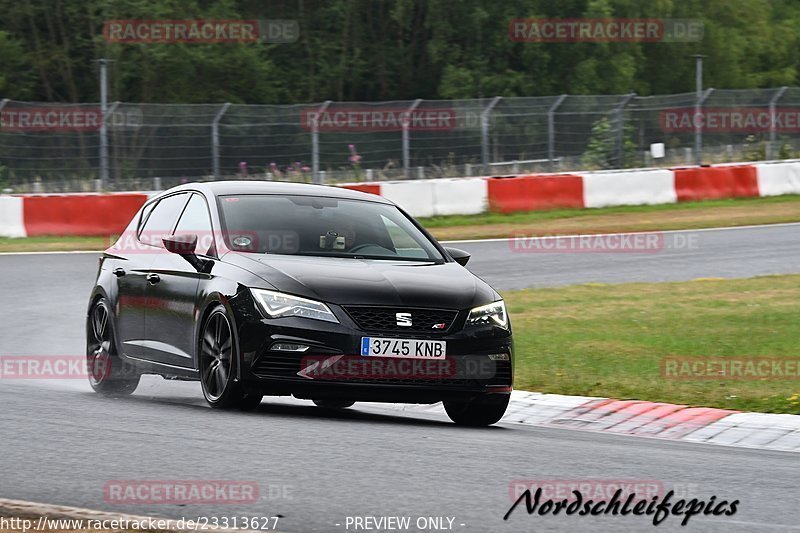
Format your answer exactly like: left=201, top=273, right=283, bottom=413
left=86, top=298, right=140, bottom=396
left=443, top=395, right=509, bottom=426
left=199, top=305, right=258, bottom=410
left=313, top=400, right=355, bottom=409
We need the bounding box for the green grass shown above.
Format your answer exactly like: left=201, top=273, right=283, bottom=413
left=506, top=274, right=800, bottom=414
left=0, top=235, right=107, bottom=253
left=419, top=194, right=800, bottom=228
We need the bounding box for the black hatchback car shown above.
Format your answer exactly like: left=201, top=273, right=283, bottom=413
left=87, top=181, right=513, bottom=425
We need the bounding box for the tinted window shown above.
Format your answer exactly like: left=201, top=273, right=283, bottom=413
left=139, top=193, right=189, bottom=247
left=173, top=193, right=214, bottom=256
left=218, top=195, right=443, bottom=262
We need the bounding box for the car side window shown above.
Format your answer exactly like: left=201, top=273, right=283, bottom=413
left=173, top=193, right=214, bottom=256
left=139, top=193, right=189, bottom=247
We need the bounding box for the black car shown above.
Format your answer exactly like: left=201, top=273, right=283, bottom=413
left=86, top=181, right=513, bottom=425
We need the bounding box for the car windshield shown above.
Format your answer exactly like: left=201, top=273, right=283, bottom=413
left=218, top=194, right=444, bottom=262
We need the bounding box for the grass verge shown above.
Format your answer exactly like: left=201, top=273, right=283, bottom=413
left=506, top=274, right=800, bottom=414
left=421, top=194, right=800, bottom=240
left=2, top=195, right=800, bottom=253
left=0, top=235, right=107, bottom=253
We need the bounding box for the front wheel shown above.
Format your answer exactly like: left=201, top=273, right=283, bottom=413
left=86, top=298, right=140, bottom=396
left=199, top=305, right=260, bottom=410
left=443, top=394, right=510, bottom=426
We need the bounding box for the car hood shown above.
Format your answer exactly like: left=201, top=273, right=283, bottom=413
left=225, top=252, right=498, bottom=309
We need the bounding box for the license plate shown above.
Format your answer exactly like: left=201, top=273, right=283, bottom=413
left=361, top=337, right=446, bottom=359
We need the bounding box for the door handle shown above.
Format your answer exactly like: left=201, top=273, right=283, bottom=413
left=112, top=268, right=126, bottom=277
left=146, top=273, right=161, bottom=285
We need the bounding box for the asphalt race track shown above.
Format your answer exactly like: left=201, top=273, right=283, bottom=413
left=2, top=223, right=800, bottom=532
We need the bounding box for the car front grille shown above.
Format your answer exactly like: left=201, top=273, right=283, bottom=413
left=344, top=306, right=458, bottom=334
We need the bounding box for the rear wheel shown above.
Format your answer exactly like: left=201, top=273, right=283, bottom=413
left=313, top=400, right=355, bottom=409
left=199, top=305, right=261, bottom=410
left=443, top=394, right=509, bottom=426
left=86, top=298, right=140, bottom=396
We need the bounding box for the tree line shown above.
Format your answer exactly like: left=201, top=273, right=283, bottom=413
left=0, top=0, right=798, bottom=104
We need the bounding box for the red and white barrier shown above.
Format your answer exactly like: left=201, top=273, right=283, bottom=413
left=2, top=160, right=800, bottom=238
left=580, top=169, right=676, bottom=208
left=0, top=193, right=148, bottom=238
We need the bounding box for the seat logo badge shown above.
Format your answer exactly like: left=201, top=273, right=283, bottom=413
left=432, top=323, right=446, bottom=329
left=396, top=313, right=413, bottom=327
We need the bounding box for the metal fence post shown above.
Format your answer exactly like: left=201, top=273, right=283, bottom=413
left=403, top=99, right=422, bottom=179
left=614, top=93, right=636, bottom=169
left=98, top=59, right=109, bottom=190
left=312, top=101, right=331, bottom=184
left=103, top=101, right=120, bottom=182
left=211, top=103, right=231, bottom=180
left=548, top=95, right=567, bottom=171
left=768, top=87, right=788, bottom=160
left=481, top=97, right=502, bottom=175
left=695, top=88, right=713, bottom=165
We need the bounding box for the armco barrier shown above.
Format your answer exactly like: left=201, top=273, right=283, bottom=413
left=21, top=193, right=148, bottom=237
left=674, top=165, right=759, bottom=202
left=3, top=161, right=800, bottom=238
left=581, top=169, right=677, bottom=208
left=754, top=161, right=800, bottom=197
left=486, top=174, right=584, bottom=213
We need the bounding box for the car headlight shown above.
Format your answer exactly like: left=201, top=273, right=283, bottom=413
left=251, top=289, right=338, bottom=323
left=466, top=300, right=508, bottom=329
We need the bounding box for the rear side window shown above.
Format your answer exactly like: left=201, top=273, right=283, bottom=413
left=139, top=193, right=189, bottom=247
left=173, top=193, right=214, bottom=256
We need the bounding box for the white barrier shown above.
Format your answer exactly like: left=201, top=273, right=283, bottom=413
left=0, top=196, right=26, bottom=238
left=755, top=161, right=800, bottom=196
left=581, top=169, right=677, bottom=208
left=431, top=178, right=487, bottom=216
left=380, top=181, right=436, bottom=218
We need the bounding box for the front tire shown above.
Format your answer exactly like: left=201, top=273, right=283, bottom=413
left=443, top=394, right=510, bottom=426
left=86, top=298, right=140, bottom=396
left=199, top=305, right=260, bottom=410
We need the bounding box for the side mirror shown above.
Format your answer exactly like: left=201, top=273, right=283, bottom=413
left=163, top=234, right=205, bottom=271
left=445, top=247, right=471, bottom=266
left=163, top=234, right=197, bottom=255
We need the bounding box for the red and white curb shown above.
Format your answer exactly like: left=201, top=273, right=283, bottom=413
left=367, top=391, right=800, bottom=452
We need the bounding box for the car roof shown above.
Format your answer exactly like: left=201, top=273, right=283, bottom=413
left=156, top=180, right=392, bottom=204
